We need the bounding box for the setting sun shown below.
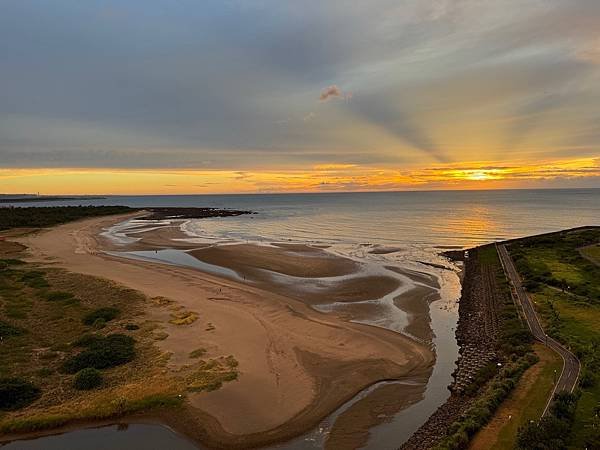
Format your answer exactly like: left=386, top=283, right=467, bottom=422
left=465, top=170, right=496, bottom=181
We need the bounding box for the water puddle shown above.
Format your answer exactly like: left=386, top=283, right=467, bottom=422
left=104, top=249, right=244, bottom=282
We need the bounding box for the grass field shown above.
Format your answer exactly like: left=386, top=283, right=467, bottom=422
left=509, top=228, right=600, bottom=449
left=469, top=344, right=562, bottom=450
left=533, top=289, right=600, bottom=448
left=581, top=244, right=600, bottom=266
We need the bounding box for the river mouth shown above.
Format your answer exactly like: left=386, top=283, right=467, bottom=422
left=5, top=218, right=460, bottom=450
left=106, top=218, right=462, bottom=450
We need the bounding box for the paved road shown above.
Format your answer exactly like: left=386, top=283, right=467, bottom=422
left=496, top=244, right=580, bottom=416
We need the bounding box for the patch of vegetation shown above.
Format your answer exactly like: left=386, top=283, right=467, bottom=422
left=35, top=368, right=53, bottom=377
left=153, top=331, right=169, bottom=341
left=19, top=271, right=49, bottom=289
left=169, top=310, right=198, bottom=325
left=0, top=392, right=183, bottom=435
left=44, top=291, right=75, bottom=302
left=510, top=228, right=600, bottom=303
left=82, top=307, right=120, bottom=325
left=73, top=368, right=103, bottom=390
left=437, top=355, right=538, bottom=450
left=189, top=348, right=207, bottom=359
left=72, top=333, right=102, bottom=347
left=478, top=344, right=563, bottom=450
left=0, top=377, right=41, bottom=411
left=581, top=244, right=600, bottom=265
left=509, top=228, right=600, bottom=448
left=0, top=259, right=25, bottom=267
left=124, top=323, right=139, bottom=330
left=186, top=357, right=239, bottom=392
left=0, top=219, right=196, bottom=439
left=516, top=391, right=579, bottom=449
left=62, top=334, right=135, bottom=373
left=0, top=206, right=135, bottom=231
left=0, top=319, right=25, bottom=337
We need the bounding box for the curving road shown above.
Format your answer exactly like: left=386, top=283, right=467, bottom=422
left=496, top=244, right=580, bottom=416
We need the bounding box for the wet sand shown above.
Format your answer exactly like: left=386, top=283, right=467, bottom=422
left=16, top=214, right=435, bottom=448
left=190, top=243, right=359, bottom=278
left=325, top=379, right=429, bottom=450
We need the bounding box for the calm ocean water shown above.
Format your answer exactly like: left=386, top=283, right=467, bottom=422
left=7, top=189, right=600, bottom=247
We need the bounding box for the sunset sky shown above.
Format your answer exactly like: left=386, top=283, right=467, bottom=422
left=1, top=0, right=599, bottom=194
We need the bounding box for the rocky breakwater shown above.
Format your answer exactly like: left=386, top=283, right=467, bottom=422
left=401, top=247, right=502, bottom=450
left=141, top=207, right=254, bottom=220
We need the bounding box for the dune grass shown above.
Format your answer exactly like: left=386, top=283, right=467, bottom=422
left=0, top=239, right=184, bottom=434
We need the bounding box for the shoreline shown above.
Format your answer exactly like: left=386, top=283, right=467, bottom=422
left=5, top=213, right=436, bottom=449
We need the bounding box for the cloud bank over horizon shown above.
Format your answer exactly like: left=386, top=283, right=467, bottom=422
left=0, top=0, right=599, bottom=191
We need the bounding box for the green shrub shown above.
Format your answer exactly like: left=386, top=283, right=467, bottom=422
left=124, top=323, right=139, bottom=331
left=62, top=334, right=135, bottom=373
left=19, top=271, right=48, bottom=288
left=72, top=334, right=102, bottom=347
left=73, top=368, right=103, bottom=390
left=83, top=307, right=120, bottom=326
left=0, top=378, right=41, bottom=410
left=0, top=259, right=25, bottom=266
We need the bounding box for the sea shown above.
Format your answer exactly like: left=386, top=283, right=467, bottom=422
left=5, top=189, right=600, bottom=248
left=2, top=188, right=599, bottom=450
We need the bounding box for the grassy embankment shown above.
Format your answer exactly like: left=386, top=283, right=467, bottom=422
left=436, top=245, right=537, bottom=450
left=508, top=228, right=600, bottom=449
left=468, top=344, right=562, bottom=450
left=0, top=207, right=238, bottom=438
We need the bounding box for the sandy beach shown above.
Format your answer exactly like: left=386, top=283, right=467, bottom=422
left=15, top=214, right=436, bottom=448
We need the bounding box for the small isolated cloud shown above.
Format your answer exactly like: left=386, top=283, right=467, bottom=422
left=303, top=112, right=316, bottom=122
left=319, top=85, right=352, bottom=102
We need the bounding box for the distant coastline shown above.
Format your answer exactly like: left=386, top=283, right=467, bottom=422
left=0, top=195, right=106, bottom=204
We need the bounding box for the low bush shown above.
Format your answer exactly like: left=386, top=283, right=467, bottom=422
left=62, top=334, right=135, bottom=373
left=72, top=334, right=102, bottom=347
left=83, top=307, right=120, bottom=326
left=0, top=378, right=41, bottom=411
left=73, top=368, right=103, bottom=390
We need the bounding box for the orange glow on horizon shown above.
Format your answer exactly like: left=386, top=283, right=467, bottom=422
left=0, top=157, right=597, bottom=195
